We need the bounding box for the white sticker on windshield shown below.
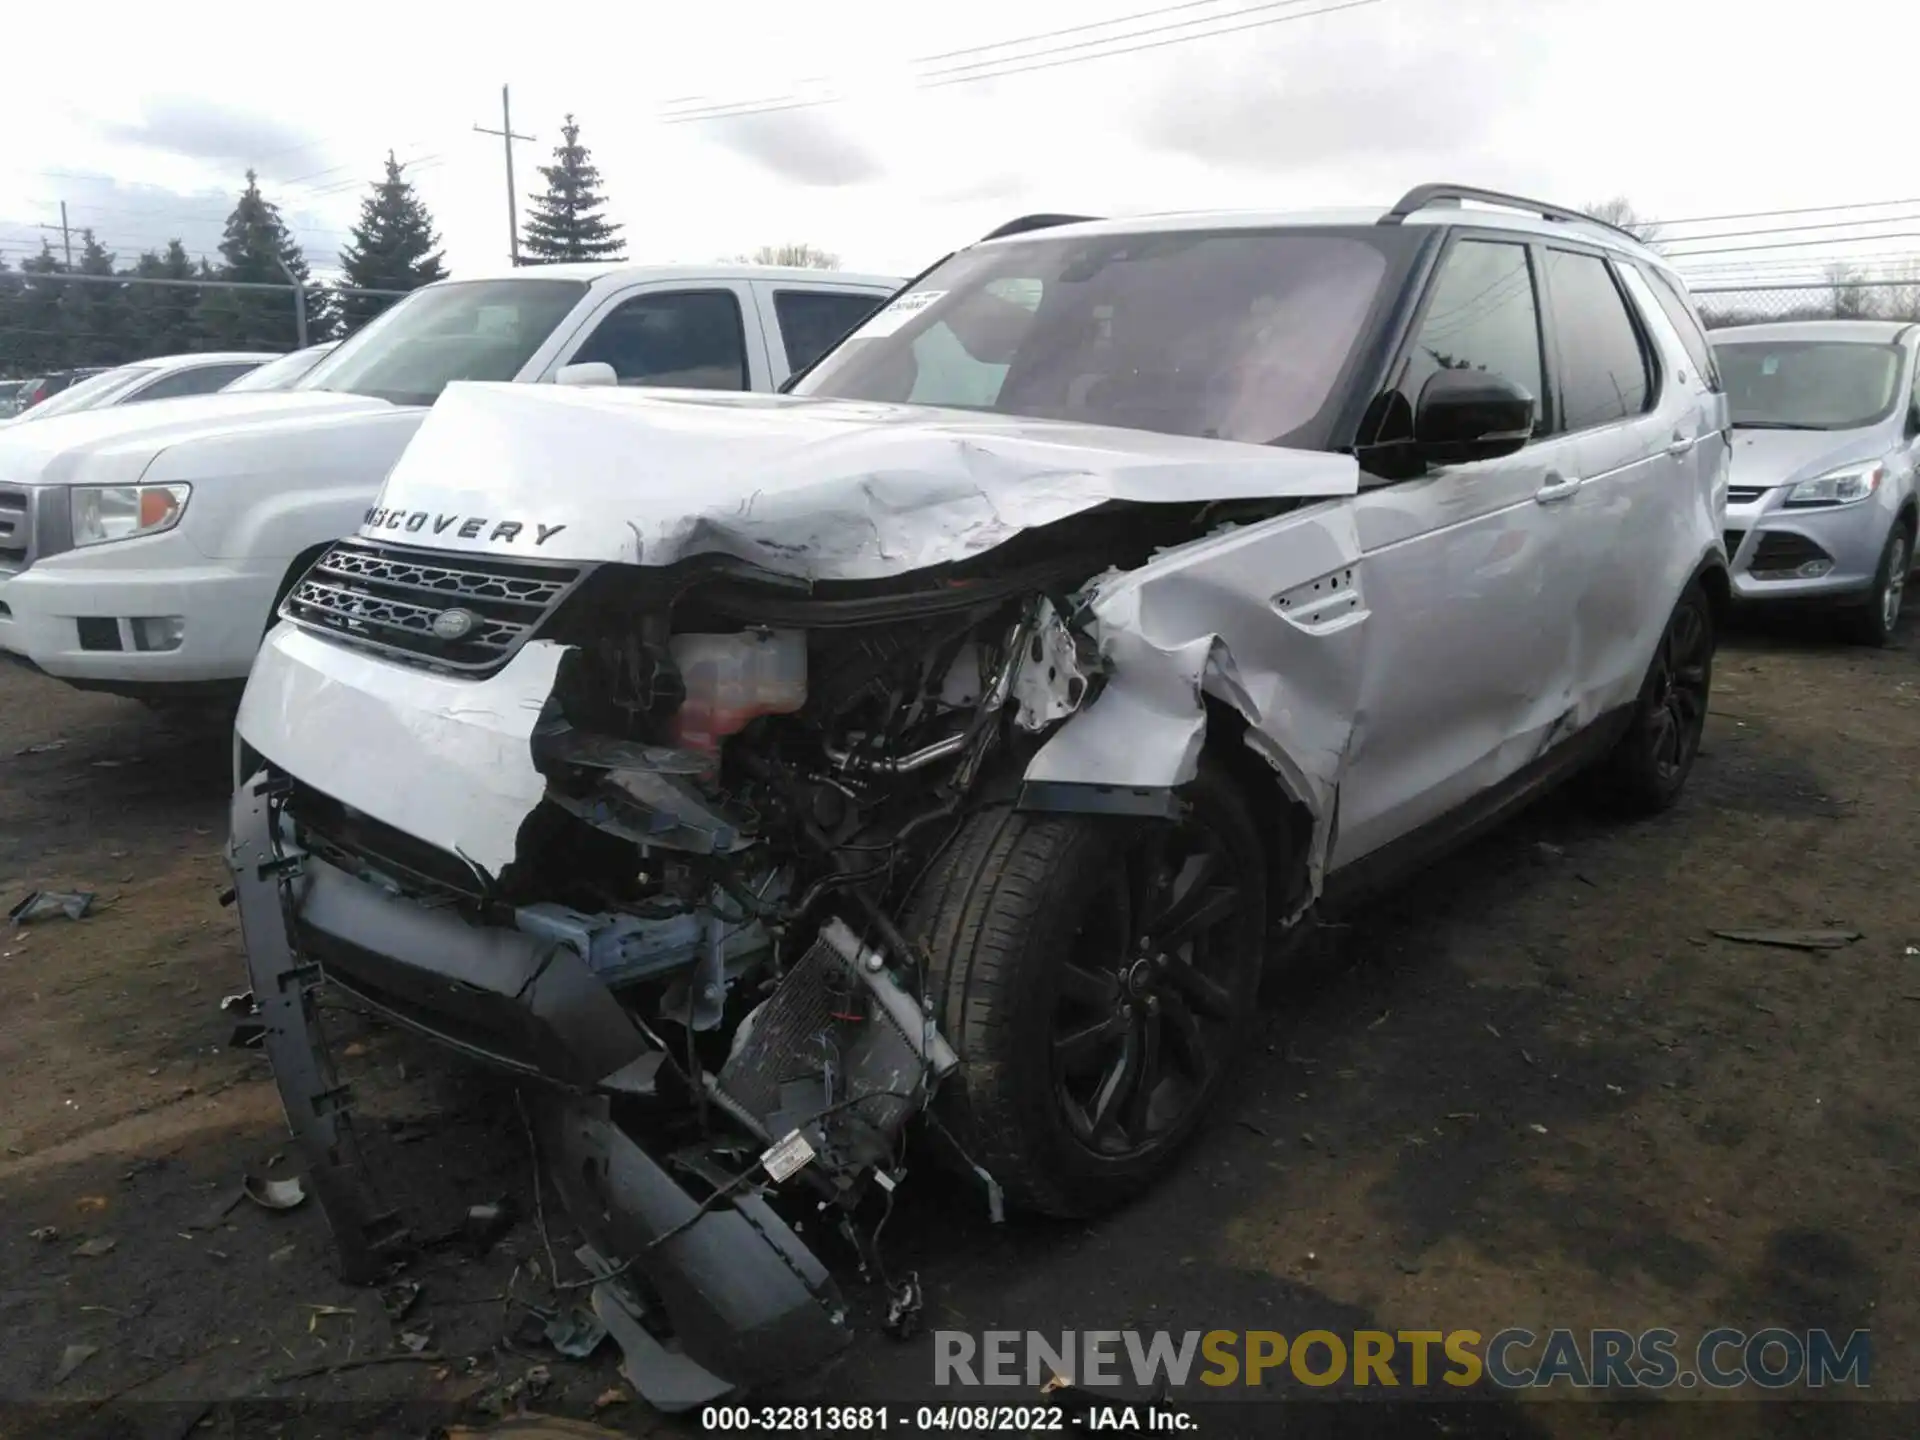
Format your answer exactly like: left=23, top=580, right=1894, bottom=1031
left=852, top=290, right=946, bottom=339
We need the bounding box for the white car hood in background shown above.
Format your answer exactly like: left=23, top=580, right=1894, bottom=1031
left=366, top=383, right=1359, bottom=581
left=0, top=389, right=397, bottom=485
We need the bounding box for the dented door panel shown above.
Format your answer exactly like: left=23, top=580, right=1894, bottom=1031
left=1329, top=435, right=1587, bottom=870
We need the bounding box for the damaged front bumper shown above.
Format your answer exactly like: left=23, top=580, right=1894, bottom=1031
left=226, top=772, right=863, bottom=1408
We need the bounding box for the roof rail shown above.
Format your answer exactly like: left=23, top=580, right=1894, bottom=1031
left=979, top=213, right=1101, bottom=242
left=1379, top=184, right=1644, bottom=245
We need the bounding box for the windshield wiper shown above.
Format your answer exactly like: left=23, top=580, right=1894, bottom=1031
left=1731, top=420, right=1824, bottom=431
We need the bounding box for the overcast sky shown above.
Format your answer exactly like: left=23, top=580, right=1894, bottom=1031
left=3, top=0, right=1917, bottom=291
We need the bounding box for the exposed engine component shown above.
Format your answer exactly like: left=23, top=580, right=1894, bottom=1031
left=255, top=538, right=1160, bottom=1406
left=717, top=919, right=958, bottom=1175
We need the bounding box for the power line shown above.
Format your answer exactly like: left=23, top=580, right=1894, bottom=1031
left=1688, top=278, right=1920, bottom=295
left=0, top=222, right=358, bottom=261
left=1655, top=211, right=1920, bottom=247
left=921, top=0, right=1334, bottom=81
left=1675, top=255, right=1920, bottom=280
left=660, top=0, right=1270, bottom=120
left=1647, top=195, right=1920, bottom=229
left=1676, top=243, right=1920, bottom=267
left=662, top=0, right=1380, bottom=123
left=1662, top=231, right=1920, bottom=259
left=9, top=144, right=445, bottom=230
left=0, top=151, right=449, bottom=265
left=912, top=0, right=1250, bottom=63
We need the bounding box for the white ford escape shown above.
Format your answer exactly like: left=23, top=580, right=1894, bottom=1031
left=228, top=189, right=1729, bottom=1409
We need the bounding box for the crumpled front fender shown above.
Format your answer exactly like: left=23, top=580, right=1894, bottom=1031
left=1019, top=504, right=1369, bottom=896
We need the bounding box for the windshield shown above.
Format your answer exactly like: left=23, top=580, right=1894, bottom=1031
left=1714, top=340, right=1905, bottom=431
left=297, top=279, right=591, bottom=406
left=223, top=344, right=337, bottom=393
left=18, top=365, right=158, bottom=421
left=793, top=229, right=1396, bottom=445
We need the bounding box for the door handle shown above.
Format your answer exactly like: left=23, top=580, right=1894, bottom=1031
left=1667, top=431, right=1692, bottom=459
left=1535, top=472, right=1581, bottom=504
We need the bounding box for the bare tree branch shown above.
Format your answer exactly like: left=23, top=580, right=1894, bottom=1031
left=1581, top=197, right=1662, bottom=247
left=733, top=242, right=841, bottom=270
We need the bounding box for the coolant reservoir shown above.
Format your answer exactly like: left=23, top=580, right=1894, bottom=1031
left=667, top=629, right=808, bottom=755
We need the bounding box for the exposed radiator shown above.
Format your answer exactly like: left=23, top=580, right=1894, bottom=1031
left=717, top=920, right=958, bottom=1165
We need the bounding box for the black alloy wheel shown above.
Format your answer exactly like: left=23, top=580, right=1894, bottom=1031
left=906, top=762, right=1269, bottom=1217
left=1050, top=814, right=1249, bottom=1158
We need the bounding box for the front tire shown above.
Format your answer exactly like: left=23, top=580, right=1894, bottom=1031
left=904, top=763, right=1268, bottom=1217
left=1586, top=581, right=1714, bottom=816
left=1839, top=521, right=1911, bottom=648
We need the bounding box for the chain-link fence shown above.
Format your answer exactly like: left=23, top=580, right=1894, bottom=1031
left=0, top=271, right=414, bottom=377
left=1690, top=280, right=1920, bottom=330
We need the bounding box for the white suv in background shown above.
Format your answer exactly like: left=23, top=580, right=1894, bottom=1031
left=0, top=264, right=899, bottom=703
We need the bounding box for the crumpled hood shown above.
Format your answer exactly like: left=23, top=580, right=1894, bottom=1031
left=362, top=383, right=1359, bottom=581
left=0, top=390, right=398, bottom=487
left=1729, top=426, right=1888, bottom=491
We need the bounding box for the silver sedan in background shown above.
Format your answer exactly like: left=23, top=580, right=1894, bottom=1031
left=0, top=351, right=277, bottom=426
left=1714, top=320, right=1920, bottom=645
left=217, top=341, right=340, bottom=393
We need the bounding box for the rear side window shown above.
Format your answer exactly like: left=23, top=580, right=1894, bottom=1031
left=1542, top=250, right=1653, bottom=431
left=1642, top=268, right=1721, bottom=391
left=573, top=289, right=748, bottom=390
left=1399, top=238, right=1545, bottom=435
left=773, top=290, right=886, bottom=374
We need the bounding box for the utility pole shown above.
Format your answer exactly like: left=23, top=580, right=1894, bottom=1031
left=38, top=202, right=72, bottom=266
left=274, top=257, right=309, bottom=349
left=473, top=85, right=535, bottom=266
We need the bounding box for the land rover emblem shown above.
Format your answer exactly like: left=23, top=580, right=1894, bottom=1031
left=430, top=608, right=476, bottom=641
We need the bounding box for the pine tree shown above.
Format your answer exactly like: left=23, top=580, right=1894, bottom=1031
left=65, top=231, right=130, bottom=365
left=199, top=169, right=318, bottom=351
left=337, top=152, right=447, bottom=334
left=14, top=241, right=68, bottom=370
left=521, top=115, right=625, bottom=264
left=127, top=240, right=203, bottom=357
left=0, top=251, right=17, bottom=376
left=303, top=278, right=339, bottom=346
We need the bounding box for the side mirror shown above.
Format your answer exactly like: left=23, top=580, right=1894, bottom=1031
left=1413, top=368, right=1535, bottom=465
left=554, top=361, right=618, bottom=388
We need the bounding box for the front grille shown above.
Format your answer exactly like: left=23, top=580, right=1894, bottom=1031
left=0, top=487, right=30, bottom=572
left=1727, top=485, right=1768, bottom=505
left=1723, top=529, right=1745, bottom=560
left=281, top=537, right=583, bottom=675
left=1750, top=531, right=1831, bottom=574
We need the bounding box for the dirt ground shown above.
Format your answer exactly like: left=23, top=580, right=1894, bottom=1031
left=1, top=606, right=1917, bottom=1438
